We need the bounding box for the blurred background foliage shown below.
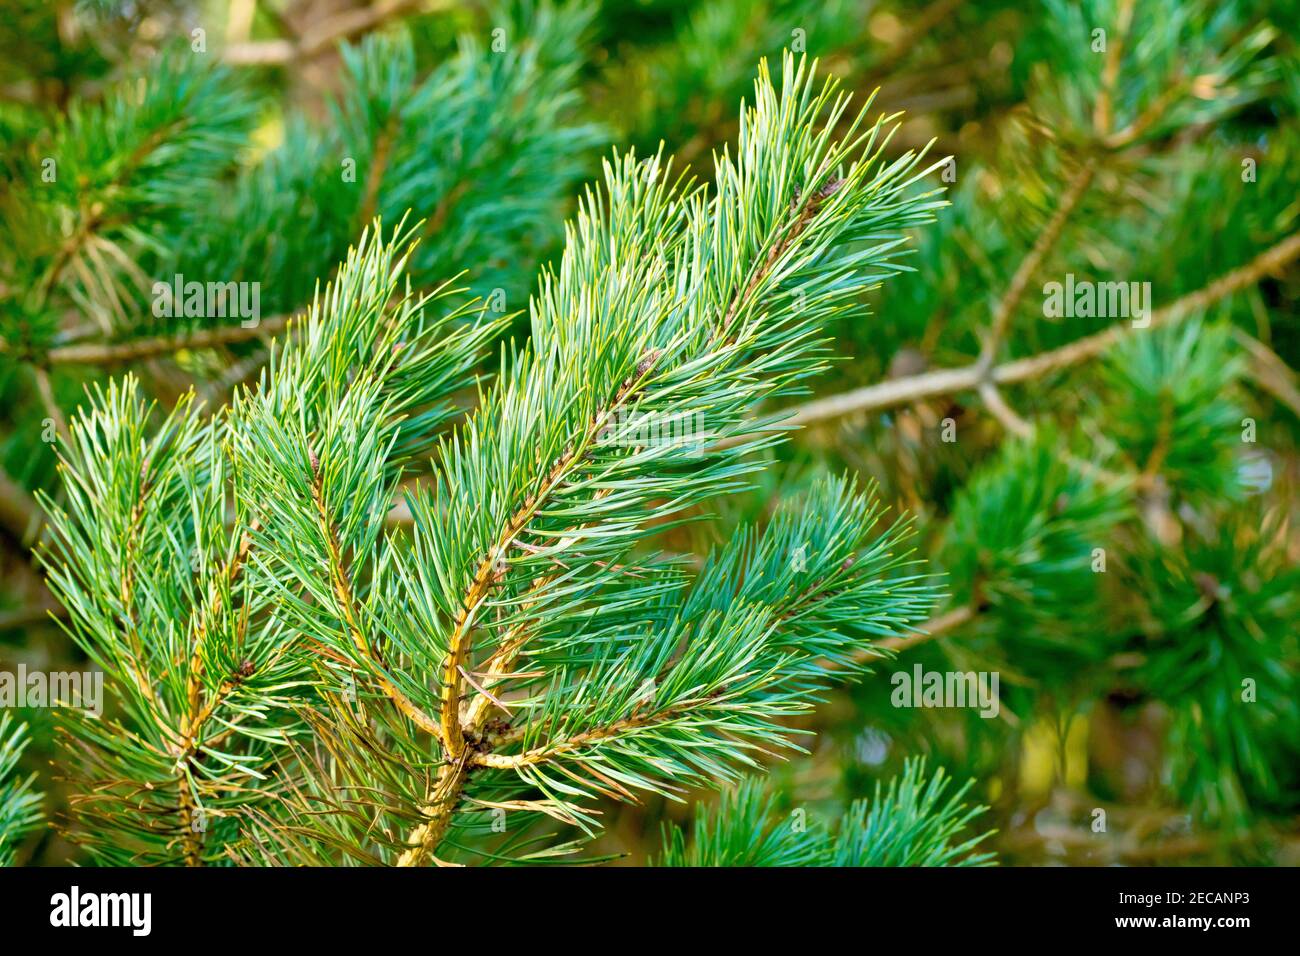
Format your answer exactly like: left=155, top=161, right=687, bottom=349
left=0, top=0, right=1297, bottom=865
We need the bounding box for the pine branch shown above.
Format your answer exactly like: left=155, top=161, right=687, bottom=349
left=222, top=0, right=437, bottom=66
left=226, top=220, right=504, bottom=734
left=183, top=2, right=603, bottom=333
left=306, top=451, right=442, bottom=740
left=1230, top=327, right=1300, bottom=420
left=975, top=162, right=1095, bottom=375
left=36, top=316, right=292, bottom=365
left=1135, top=509, right=1300, bottom=824
left=936, top=426, right=1130, bottom=667
left=234, top=53, right=946, bottom=866
left=1097, top=319, right=1245, bottom=500
left=0, top=51, right=253, bottom=338
left=828, top=758, right=996, bottom=866
left=718, top=230, right=1300, bottom=441
left=656, top=757, right=995, bottom=867
left=875, top=602, right=977, bottom=654
left=38, top=223, right=502, bottom=864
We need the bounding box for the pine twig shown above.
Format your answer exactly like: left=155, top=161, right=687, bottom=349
left=977, top=382, right=1033, bottom=438
left=309, top=453, right=443, bottom=742
left=34, top=315, right=292, bottom=366
left=971, top=161, right=1093, bottom=437
left=395, top=749, right=474, bottom=867
left=32, top=367, right=70, bottom=440
left=1230, top=327, right=1300, bottom=420
left=975, top=162, right=1095, bottom=376
left=172, top=519, right=261, bottom=865
left=1092, top=0, right=1136, bottom=137
left=875, top=603, right=977, bottom=655
left=222, top=0, right=436, bottom=66
left=718, top=231, right=1300, bottom=443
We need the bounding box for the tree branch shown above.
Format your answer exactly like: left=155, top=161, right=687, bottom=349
left=222, top=0, right=435, bottom=66
left=394, top=748, right=473, bottom=867
left=469, top=698, right=714, bottom=770
left=33, top=315, right=292, bottom=366
left=172, top=519, right=261, bottom=865
left=718, top=231, right=1300, bottom=443
left=309, top=454, right=443, bottom=742
left=875, top=602, right=977, bottom=654
left=436, top=361, right=658, bottom=759
left=975, top=162, right=1095, bottom=375
left=31, top=367, right=70, bottom=441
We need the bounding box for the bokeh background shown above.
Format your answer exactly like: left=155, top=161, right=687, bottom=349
left=1, top=0, right=1297, bottom=865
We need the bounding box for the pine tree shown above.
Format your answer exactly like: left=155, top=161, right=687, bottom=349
left=1, top=0, right=1297, bottom=868
left=32, top=48, right=950, bottom=866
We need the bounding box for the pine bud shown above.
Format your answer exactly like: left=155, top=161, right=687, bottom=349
left=818, top=176, right=845, bottom=198
left=636, top=350, right=661, bottom=378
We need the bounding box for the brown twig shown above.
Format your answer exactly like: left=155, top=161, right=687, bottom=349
left=33, top=315, right=292, bottom=366
left=977, top=381, right=1033, bottom=437
left=715, top=232, right=1300, bottom=446
left=358, top=114, right=400, bottom=230
left=31, top=367, right=70, bottom=441
left=222, top=0, right=435, bottom=66
left=309, top=451, right=443, bottom=742
left=470, top=697, right=713, bottom=770
left=1230, top=327, right=1300, bottom=419
left=1092, top=0, right=1135, bottom=137
left=874, top=603, right=977, bottom=654
left=395, top=748, right=473, bottom=867
left=975, top=162, right=1095, bottom=376
left=117, top=469, right=169, bottom=722
left=172, top=520, right=260, bottom=865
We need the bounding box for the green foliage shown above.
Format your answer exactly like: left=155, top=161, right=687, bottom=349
left=683, top=473, right=937, bottom=667
left=228, top=54, right=945, bottom=865
left=657, top=758, right=995, bottom=866
left=1034, top=0, right=1278, bottom=147
left=0, top=51, right=254, bottom=344
left=1094, top=320, right=1246, bottom=500
left=830, top=758, right=995, bottom=866
left=3, top=0, right=1298, bottom=869
left=0, top=715, right=42, bottom=866
left=608, top=0, right=858, bottom=154
left=37, top=226, right=501, bottom=864
left=1131, top=509, right=1300, bottom=825
left=657, top=773, right=830, bottom=867
left=939, top=429, right=1130, bottom=661
left=181, top=0, right=602, bottom=318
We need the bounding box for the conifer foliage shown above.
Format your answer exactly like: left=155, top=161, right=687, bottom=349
left=26, top=39, right=956, bottom=865
left=0, top=0, right=1296, bottom=869
left=0, top=715, right=41, bottom=866
left=656, top=758, right=994, bottom=867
